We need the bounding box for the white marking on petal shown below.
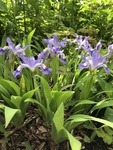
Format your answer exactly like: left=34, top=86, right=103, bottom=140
left=43, top=48, right=49, bottom=52
left=17, top=65, right=22, bottom=71
left=41, top=64, right=46, bottom=69
left=3, top=46, right=9, bottom=50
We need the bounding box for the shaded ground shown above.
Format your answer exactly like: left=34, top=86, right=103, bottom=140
left=0, top=106, right=113, bottom=150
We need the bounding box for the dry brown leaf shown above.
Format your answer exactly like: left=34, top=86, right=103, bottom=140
left=38, top=126, right=48, bottom=133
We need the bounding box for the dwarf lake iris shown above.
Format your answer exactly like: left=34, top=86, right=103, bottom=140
left=13, top=54, right=52, bottom=76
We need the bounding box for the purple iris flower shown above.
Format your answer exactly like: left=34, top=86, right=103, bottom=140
left=107, top=44, right=113, bottom=56
left=71, top=34, right=92, bottom=52
left=13, top=54, right=52, bottom=77
left=95, top=40, right=102, bottom=51
left=42, top=34, right=67, bottom=64
left=6, top=38, right=30, bottom=55
left=43, top=34, right=66, bottom=49
left=0, top=47, right=7, bottom=54
left=88, top=40, right=102, bottom=56
left=79, top=48, right=110, bottom=73
left=72, top=34, right=104, bottom=55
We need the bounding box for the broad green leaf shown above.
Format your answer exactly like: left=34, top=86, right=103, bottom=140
left=60, top=84, right=75, bottom=91
left=22, top=88, right=37, bottom=100
left=53, top=103, right=64, bottom=131
left=52, top=103, right=64, bottom=142
left=0, top=104, right=5, bottom=109
left=104, top=126, right=113, bottom=135
left=80, top=74, right=93, bottom=100
left=9, top=96, right=29, bottom=126
left=52, top=83, right=58, bottom=91
left=0, top=79, right=20, bottom=96
left=27, top=28, right=36, bottom=43
left=10, top=96, right=22, bottom=109
left=52, top=103, right=81, bottom=150
left=1, top=94, right=16, bottom=108
left=96, top=128, right=106, bottom=138
left=5, top=106, right=20, bottom=128
left=24, top=28, right=36, bottom=56
left=20, top=74, right=31, bottom=92
left=12, top=110, right=23, bottom=128
left=104, top=107, right=113, bottom=122
left=27, top=28, right=35, bottom=40
left=65, top=114, right=113, bottom=131
left=75, top=72, right=90, bottom=89
left=64, top=129, right=81, bottom=150
left=103, top=133, right=113, bottom=144
left=84, top=135, right=90, bottom=143
left=90, top=99, right=113, bottom=113
left=0, top=64, right=18, bottom=83
left=75, top=100, right=97, bottom=107
left=50, top=91, right=74, bottom=112
left=39, top=76, right=52, bottom=107
left=32, top=40, right=42, bottom=51
left=0, top=84, right=10, bottom=97
left=97, top=76, right=113, bottom=98
left=55, top=128, right=81, bottom=150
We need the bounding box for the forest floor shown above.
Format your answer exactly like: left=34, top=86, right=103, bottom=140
left=0, top=105, right=113, bottom=150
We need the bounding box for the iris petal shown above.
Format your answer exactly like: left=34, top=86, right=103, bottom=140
left=43, top=34, right=67, bottom=64
left=6, top=38, right=30, bottom=55
left=13, top=54, right=52, bottom=76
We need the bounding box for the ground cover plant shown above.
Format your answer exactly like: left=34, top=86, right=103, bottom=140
left=0, top=0, right=113, bottom=150
left=0, top=30, right=113, bottom=150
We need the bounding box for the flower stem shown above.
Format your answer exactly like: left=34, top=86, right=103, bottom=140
left=32, top=73, right=41, bottom=102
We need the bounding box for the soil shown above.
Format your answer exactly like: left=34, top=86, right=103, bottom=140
left=0, top=106, right=113, bottom=150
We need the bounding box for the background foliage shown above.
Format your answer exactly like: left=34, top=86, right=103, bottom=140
left=0, top=0, right=113, bottom=45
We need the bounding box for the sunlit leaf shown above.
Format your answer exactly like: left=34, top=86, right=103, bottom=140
left=65, top=114, right=113, bottom=131
left=38, top=76, right=52, bottom=108
left=5, top=106, right=20, bottom=128
left=50, top=91, right=74, bottom=112
left=52, top=103, right=81, bottom=150
left=91, top=99, right=113, bottom=113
